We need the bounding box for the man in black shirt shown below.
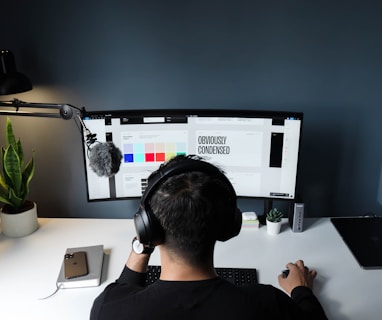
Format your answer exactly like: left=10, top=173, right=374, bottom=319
left=91, top=155, right=327, bottom=320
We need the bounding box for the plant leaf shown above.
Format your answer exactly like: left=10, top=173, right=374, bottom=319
left=0, top=193, right=13, bottom=206
left=3, top=145, right=22, bottom=194
left=22, top=151, right=35, bottom=200
left=16, top=139, right=24, bottom=166
left=7, top=187, right=24, bottom=208
left=1, top=117, right=34, bottom=209
left=6, top=117, right=17, bottom=147
left=0, top=174, right=8, bottom=191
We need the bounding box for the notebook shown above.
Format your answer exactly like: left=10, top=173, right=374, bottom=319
left=56, top=244, right=104, bottom=288
left=331, top=217, right=382, bottom=269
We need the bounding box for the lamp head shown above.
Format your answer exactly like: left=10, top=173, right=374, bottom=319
left=0, top=49, right=32, bottom=95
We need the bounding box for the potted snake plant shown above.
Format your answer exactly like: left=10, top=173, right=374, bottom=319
left=0, top=117, right=38, bottom=237
left=266, top=208, right=283, bottom=235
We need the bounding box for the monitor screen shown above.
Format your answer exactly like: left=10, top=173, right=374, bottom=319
left=82, top=109, right=303, bottom=201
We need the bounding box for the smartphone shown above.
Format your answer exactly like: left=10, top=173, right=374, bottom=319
left=64, top=251, right=88, bottom=279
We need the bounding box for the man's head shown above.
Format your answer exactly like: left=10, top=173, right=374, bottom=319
left=134, top=155, right=242, bottom=263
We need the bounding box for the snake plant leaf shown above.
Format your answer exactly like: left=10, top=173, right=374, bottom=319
left=0, top=150, right=8, bottom=191
left=22, top=152, right=35, bottom=199
left=5, top=117, right=17, bottom=146
left=0, top=175, right=8, bottom=193
left=1, top=117, right=35, bottom=210
left=0, top=197, right=12, bottom=206
left=3, top=144, right=22, bottom=195
left=16, top=139, right=24, bottom=167
left=6, top=118, right=24, bottom=165
left=7, top=187, right=24, bottom=208
left=0, top=187, right=12, bottom=206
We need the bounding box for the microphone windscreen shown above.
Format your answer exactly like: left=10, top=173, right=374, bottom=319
left=88, top=142, right=123, bottom=177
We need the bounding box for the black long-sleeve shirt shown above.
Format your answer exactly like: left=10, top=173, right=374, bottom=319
left=90, top=266, right=327, bottom=320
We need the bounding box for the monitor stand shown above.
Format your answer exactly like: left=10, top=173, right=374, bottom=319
left=258, top=199, right=273, bottom=225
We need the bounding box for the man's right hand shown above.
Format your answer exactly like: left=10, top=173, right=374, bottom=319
left=278, top=259, right=317, bottom=295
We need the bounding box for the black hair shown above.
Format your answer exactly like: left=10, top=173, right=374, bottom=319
left=148, top=155, right=235, bottom=265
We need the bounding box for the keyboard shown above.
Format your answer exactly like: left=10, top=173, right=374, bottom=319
left=146, top=265, right=257, bottom=286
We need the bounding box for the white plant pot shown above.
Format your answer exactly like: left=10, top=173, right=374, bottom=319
left=0, top=202, right=39, bottom=237
left=266, top=220, right=282, bottom=235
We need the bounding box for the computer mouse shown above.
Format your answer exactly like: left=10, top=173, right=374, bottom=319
left=282, top=269, right=289, bottom=278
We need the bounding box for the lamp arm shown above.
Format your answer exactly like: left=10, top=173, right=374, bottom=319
left=0, top=98, right=81, bottom=120
left=0, top=98, right=96, bottom=144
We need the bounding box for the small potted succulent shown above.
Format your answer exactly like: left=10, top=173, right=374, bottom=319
left=0, top=117, right=38, bottom=237
left=266, top=208, right=283, bottom=235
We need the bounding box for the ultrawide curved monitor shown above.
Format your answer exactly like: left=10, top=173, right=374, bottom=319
left=82, top=109, right=303, bottom=202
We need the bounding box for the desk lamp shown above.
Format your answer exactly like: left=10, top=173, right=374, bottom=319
left=0, top=49, right=32, bottom=95
left=0, top=49, right=83, bottom=120
left=0, top=49, right=121, bottom=177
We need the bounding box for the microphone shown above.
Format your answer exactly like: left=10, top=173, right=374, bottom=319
left=88, top=142, right=123, bottom=178
left=77, top=113, right=123, bottom=178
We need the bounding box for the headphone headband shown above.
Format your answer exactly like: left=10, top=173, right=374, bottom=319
left=142, top=158, right=237, bottom=206
left=134, top=156, right=242, bottom=246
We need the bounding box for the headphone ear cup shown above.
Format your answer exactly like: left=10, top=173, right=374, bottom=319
left=133, top=207, right=149, bottom=245
left=217, top=207, right=243, bottom=241
left=134, top=205, right=165, bottom=246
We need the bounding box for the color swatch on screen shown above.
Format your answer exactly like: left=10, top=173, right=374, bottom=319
left=123, top=142, right=186, bottom=163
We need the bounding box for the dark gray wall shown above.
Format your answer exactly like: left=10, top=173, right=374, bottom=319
left=1, top=0, right=382, bottom=218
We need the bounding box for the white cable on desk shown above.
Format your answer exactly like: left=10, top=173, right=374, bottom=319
left=38, top=283, right=63, bottom=300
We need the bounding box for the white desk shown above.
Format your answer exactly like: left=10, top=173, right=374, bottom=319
left=0, top=218, right=381, bottom=319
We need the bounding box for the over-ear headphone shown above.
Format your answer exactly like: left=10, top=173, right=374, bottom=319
left=133, top=157, right=242, bottom=246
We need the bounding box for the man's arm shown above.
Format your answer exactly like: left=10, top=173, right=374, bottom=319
left=278, top=260, right=327, bottom=319
left=90, top=245, right=153, bottom=320
left=116, top=249, right=152, bottom=285
left=126, top=250, right=151, bottom=273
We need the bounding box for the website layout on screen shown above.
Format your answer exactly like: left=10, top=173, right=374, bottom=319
left=83, top=113, right=301, bottom=201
